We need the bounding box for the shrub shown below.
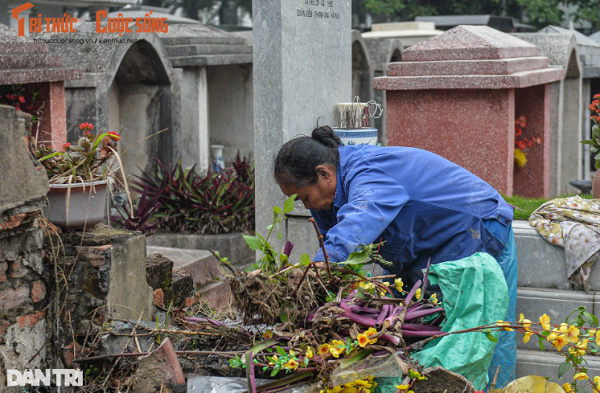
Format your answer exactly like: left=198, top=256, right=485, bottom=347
left=131, top=154, right=255, bottom=235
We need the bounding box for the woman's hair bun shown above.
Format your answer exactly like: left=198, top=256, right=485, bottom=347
left=311, top=126, right=341, bottom=148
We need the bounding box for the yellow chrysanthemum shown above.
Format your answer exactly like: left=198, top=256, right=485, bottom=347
left=430, top=293, right=438, bottom=305
left=574, top=372, right=588, bottom=381
left=539, top=314, right=551, bottom=331
left=514, top=148, right=527, bottom=167
left=394, top=278, right=404, bottom=292
left=415, top=288, right=422, bottom=300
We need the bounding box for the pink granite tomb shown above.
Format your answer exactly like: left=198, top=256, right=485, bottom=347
left=374, top=25, right=564, bottom=197
left=0, top=25, right=81, bottom=150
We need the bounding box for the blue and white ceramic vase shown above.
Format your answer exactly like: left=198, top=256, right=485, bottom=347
left=332, top=128, right=378, bottom=146
left=210, top=144, right=224, bottom=172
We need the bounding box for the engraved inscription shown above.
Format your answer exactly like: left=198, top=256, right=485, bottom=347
left=297, top=0, right=339, bottom=20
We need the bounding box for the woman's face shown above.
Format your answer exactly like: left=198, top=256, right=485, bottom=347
left=279, top=165, right=337, bottom=212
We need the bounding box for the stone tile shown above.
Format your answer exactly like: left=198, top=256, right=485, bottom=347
left=518, top=349, right=600, bottom=383
left=389, top=57, right=549, bottom=76
left=513, top=220, right=571, bottom=289
left=402, top=25, right=538, bottom=62
left=146, top=246, right=220, bottom=288
left=198, top=282, right=232, bottom=310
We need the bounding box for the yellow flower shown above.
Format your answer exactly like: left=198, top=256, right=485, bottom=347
left=283, top=358, right=299, bottom=370
left=596, top=330, right=600, bottom=346
left=365, top=327, right=378, bottom=344
left=430, top=293, right=438, bottom=305
left=262, top=329, right=273, bottom=339
left=289, top=349, right=296, bottom=357
left=496, top=320, right=513, bottom=331
left=523, top=332, right=532, bottom=344
left=514, top=148, right=527, bottom=167
left=574, top=372, right=588, bottom=381
left=357, top=333, right=369, bottom=348
left=519, top=313, right=532, bottom=331
left=268, top=355, right=278, bottom=366
left=330, top=340, right=345, bottom=358
left=395, top=384, right=410, bottom=392
left=317, top=343, right=330, bottom=356
left=563, top=382, right=573, bottom=393
left=306, top=347, right=314, bottom=359
left=566, top=325, right=580, bottom=343
left=539, top=314, right=551, bottom=331
left=558, top=323, right=569, bottom=334
left=574, top=339, right=589, bottom=356
left=359, top=281, right=375, bottom=291
left=394, top=278, right=404, bottom=292
left=594, top=376, right=600, bottom=392
left=554, top=335, right=568, bottom=351
left=415, top=288, right=422, bottom=300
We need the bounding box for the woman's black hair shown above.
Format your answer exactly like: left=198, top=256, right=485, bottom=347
left=274, top=126, right=342, bottom=187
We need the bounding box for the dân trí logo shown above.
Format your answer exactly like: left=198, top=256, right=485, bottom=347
left=7, top=369, right=83, bottom=387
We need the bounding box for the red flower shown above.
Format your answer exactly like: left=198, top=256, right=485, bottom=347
left=517, top=141, right=527, bottom=150
left=63, top=143, right=71, bottom=150
left=536, top=137, right=542, bottom=144
left=83, top=130, right=92, bottom=137
left=78, top=122, right=94, bottom=132
left=515, top=127, right=522, bottom=137
left=18, top=96, right=25, bottom=103
left=107, top=131, right=121, bottom=141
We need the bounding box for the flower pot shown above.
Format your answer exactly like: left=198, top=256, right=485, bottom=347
left=333, top=128, right=378, bottom=146
left=43, top=180, right=108, bottom=230
left=593, top=172, right=600, bottom=199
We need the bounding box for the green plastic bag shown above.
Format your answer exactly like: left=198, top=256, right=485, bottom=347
left=410, top=252, right=509, bottom=390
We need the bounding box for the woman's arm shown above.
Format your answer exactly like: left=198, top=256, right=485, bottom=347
left=313, top=162, right=409, bottom=262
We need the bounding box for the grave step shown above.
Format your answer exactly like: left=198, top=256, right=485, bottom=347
left=516, top=287, right=599, bottom=351
left=146, top=245, right=222, bottom=289
left=0, top=42, right=48, bottom=54
left=517, top=348, right=600, bottom=384
left=161, top=36, right=247, bottom=46
left=0, top=54, right=63, bottom=69
left=165, top=44, right=252, bottom=57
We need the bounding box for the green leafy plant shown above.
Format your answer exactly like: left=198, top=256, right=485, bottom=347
left=133, top=153, right=255, bottom=235
left=32, top=122, right=121, bottom=184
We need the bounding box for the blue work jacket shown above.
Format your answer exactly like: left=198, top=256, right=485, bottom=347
left=311, top=145, right=514, bottom=284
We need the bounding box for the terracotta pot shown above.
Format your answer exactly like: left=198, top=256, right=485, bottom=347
left=43, top=179, right=108, bottom=230
left=594, top=172, right=600, bottom=199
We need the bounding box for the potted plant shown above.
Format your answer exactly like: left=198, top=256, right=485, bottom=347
left=33, top=122, right=122, bottom=230
left=333, top=98, right=382, bottom=146
left=581, top=94, right=600, bottom=198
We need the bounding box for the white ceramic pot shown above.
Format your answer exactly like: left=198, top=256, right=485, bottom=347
left=333, top=128, right=378, bottom=146
left=210, top=144, right=225, bottom=172
left=43, top=179, right=108, bottom=230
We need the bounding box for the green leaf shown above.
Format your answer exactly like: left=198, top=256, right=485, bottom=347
left=485, top=332, right=498, bottom=343
left=341, top=246, right=372, bottom=266
left=584, top=311, right=599, bottom=327
left=539, top=335, right=544, bottom=350
left=283, top=195, right=296, bottom=214
left=243, top=235, right=263, bottom=251
left=299, top=254, right=311, bottom=267
left=276, top=346, right=287, bottom=357
left=558, top=361, right=571, bottom=378
left=273, top=206, right=282, bottom=215
left=592, top=146, right=599, bottom=153
left=593, top=125, right=600, bottom=136
left=278, top=228, right=282, bottom=240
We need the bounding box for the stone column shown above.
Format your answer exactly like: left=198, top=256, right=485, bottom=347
left=253, top=0, right=351, bottom=251
left=197, top=67, right=210, bottom=173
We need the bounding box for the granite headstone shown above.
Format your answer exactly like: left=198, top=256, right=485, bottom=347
left=253, top=0, right=351, bottom=256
